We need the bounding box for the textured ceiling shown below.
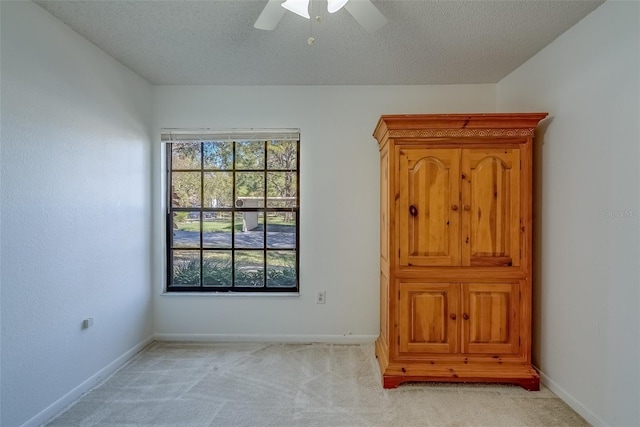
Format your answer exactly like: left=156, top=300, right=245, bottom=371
left=34, top=0, right=603, bottom=85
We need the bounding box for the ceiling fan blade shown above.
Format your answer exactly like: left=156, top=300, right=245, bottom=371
left=344, top=0, right=387, bottom=33
left=254, top=0, right=287, bottom=30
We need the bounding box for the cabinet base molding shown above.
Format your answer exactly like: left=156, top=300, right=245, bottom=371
left=380, top=372, right=540, bottom=391
left=375, top=337, right=540, bottom=391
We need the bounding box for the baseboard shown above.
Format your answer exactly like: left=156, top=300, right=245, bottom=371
left=154, top=333, right=378, bottom=344
left=22, top=335, right=154, bottom=427
left=536, top=366, right=608, bottom=427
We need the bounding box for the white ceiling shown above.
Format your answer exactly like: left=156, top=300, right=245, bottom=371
left=34, top=0, right=603, bottom=86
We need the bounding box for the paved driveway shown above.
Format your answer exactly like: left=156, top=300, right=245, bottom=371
left=173, top=228, right=295, bottom=248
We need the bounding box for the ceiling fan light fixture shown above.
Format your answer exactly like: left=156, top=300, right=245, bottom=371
left=281, top=0, right=310, bottom=19
left=327, top=0, right=349, bottom=13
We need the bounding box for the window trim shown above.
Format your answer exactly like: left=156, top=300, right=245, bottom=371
left=163, top=130, right=300, bottom=293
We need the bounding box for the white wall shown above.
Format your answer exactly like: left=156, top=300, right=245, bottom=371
left=0, top=2, right=153, bottom=426
left=6, top=0, right=633, bottom=425
left=497, top=2, right=639, bottom=426
left=152, top=85, right=496, bottom=340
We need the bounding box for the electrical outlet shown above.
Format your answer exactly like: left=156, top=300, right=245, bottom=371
left=316, top=290, right=326, bottom=304
left=82, top=318, right=94, bottom=329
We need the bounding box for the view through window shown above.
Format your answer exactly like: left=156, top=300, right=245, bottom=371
left=165, top=131, right=299, bottom=292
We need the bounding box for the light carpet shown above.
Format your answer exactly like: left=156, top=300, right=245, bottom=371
left=46, top=342, right=588, bottom=426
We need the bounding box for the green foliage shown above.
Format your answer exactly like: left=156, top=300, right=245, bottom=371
left=172, top=258, right=201, bottom=285
left=235, top=269, right=263, bottom=287
left=172, top=257, right=232, bottom=286
left=204, top=141, right=233, bottom=169
left=267, top=267, right=297, bottom=287
left=204, top=258, right=232, bottom=286
left=171, top=142, right=201, bottom=169
left=236, top=172, right=263, bottom=199
left=174, top=212, right=188, bottom=222
left=267, top=140, right=297, bottom=170
left=170, top=140, right=298, bottom=211
left=204, top=172, right=232, bottom=208
left=236, top=141, right=264, bottom=169
left=172, top=257, right=296, bottom=288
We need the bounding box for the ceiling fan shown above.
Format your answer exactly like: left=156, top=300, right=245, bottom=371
left=254, top=0, right=387, bottom=33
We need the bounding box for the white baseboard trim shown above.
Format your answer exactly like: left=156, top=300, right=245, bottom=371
left=22, top=335, right=154, bottom=427
left=537, top=366, right=607, bottom=427
left=154, top=333, right=378, bottom=344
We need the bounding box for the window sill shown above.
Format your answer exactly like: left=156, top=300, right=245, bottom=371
left=160, top=291, right=300, bottom=297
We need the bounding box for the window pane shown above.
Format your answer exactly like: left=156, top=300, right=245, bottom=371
left=171, top=251, right=200, bottom=286
left=267, top=172, right=297, bottom=207
left=203, top=212, right=232, bottom=248
left=235, top=141, right=265, bottom=170
left=235, top=251, right=264, bottom=287
left=172, top=172, right=201, bottom=208
left=203, top=141, right=233, bottom=169
left=172, top=142, right=201, bottom=170
left=172, top=211, right=201, bottom=248
left=167, top=135, right=298, bottom=293
left=267, top=251, right=296, bottom=288
left=203, top=251, right=232, bottom=287
left=204, top=172, right=233, bottom=208
left=266, top=212, right=296, bottom=249
left=267, top=140, right=297, bottom=170
left=235, top=212, right=264, bottom=248
left=236, top=172, right=264, bottom=207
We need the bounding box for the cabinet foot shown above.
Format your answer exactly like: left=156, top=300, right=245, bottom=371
left=382, top=376, right=403, bottom=389
left=514, top=377, right=540, bottom=391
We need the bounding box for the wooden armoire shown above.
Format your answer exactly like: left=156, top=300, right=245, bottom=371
left=373, top=113, right=547, bottom=390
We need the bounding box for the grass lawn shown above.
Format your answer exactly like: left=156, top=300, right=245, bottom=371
left=174, top=249, right=295, bottom=269
left=176, top=214, right=294, bottom=232
left=177, top=220, right=239, bottom=232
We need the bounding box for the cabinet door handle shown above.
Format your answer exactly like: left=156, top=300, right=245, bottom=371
left=463, top=205, right=471, bottom=211
left=462, top=313, right=469, bottom=320
left=450, top=313, right=457, bottom=320
left=451, top=205, right=459, bottom=211
left=409, top=205, right=418, bottom=216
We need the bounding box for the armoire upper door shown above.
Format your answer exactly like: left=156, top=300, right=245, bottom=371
left=399, top=148, right=461, bottom=267
left=461, top=149, right=521, bottom=267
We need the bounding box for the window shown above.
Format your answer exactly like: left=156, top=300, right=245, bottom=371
left=164, top=130, right=299, bottom=293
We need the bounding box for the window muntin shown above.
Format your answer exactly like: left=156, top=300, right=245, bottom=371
left=166, top=136, right=299, bottom=292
